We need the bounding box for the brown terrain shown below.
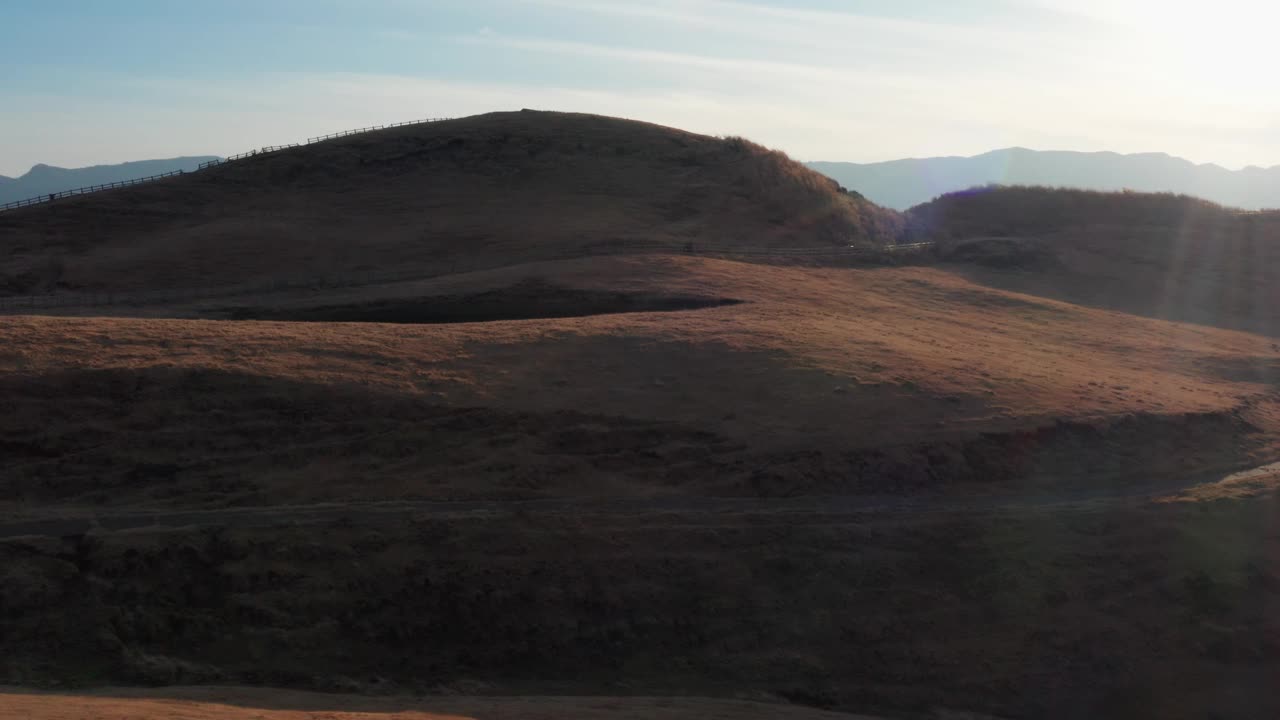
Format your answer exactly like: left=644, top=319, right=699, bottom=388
left=0, top=687, right=882, bottom=720
left=909, top=186, right=1280, bottom=337
left=0, top=110, right=900, bottom=295
left=3, top=111, right=1280, bottom=720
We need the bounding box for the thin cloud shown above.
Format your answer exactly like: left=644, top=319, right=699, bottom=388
left=520, top=0, right=1073, bottom=57
left=456, top=32, right=928, bottom=90
left=5, top=0, right=1280, bottom=173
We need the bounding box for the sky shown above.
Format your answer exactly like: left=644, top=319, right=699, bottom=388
left=2, top=0, right=1279, bottom=177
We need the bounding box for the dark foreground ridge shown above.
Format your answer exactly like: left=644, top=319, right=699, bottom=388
left=7, top=483, right=1280, bottom=718
left=4, top=454, right=1278, bottom=539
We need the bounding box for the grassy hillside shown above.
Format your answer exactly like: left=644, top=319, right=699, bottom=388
left=0, top=112, right=901, bottom=294
left=5, top=274, right=1280, bottom=719
left=906, top=186, right=1280, bottom=336
left=3, top=255, right=1278, bottom=512
left=906, top=185, right=1237, bottom=238
left=5, top=122, right=1280, bottom=718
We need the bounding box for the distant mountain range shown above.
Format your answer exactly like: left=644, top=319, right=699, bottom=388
left=8, top=147, right=1278, bottom=213
left=809, top=148, right=1280, bottom=211
left=0, top=157, right=218, bottom=205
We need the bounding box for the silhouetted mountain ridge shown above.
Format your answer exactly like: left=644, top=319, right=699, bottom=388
left=809, top=148, right=1280, bottom=210
left=0, top=156, right=219, bottom=204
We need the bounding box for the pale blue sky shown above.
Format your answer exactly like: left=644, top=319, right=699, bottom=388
left=2, top=0, right=1277, bottom=176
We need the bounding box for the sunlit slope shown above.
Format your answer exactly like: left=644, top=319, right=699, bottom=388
left=5, top=253, right=1280, bottom=720
left=909, top=186, right=1280, bottom=336
left=0, top=111, right=901, bottom=294
left=7, top=256, right=1275, bottom=443
left=4, top=255, right=1278, bottom=508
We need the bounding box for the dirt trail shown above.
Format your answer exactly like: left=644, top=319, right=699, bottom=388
left=5, top=461, right=1277, bottom=539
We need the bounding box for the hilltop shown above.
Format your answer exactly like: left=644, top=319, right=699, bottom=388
left=0, top=156, right=219, bottom=205
left=810, top=147, right=1280, bottom=210
left=0, top=111, right=900, bottom=294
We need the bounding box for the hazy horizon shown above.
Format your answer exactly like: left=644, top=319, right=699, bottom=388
left=6, top=143, right=1280, bottom=182
left=3, top=0, right=1279, bottom=177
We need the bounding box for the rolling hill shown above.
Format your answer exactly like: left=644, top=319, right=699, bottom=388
left=906, top=186, right=1280, bottom=337
left=0, top=111, right=900, bottom=295
left=0, top=157, right=219, bottom=205
left=810, top=147, right=1280, bottom=210
left=4, top=112, right=1280, bottom=719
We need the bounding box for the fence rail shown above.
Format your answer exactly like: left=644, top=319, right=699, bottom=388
left=0, top=117, right=454, bottom=213
left=0, top=240, right=935, bottom=313
left=305, top=118, right=450, bottom=144
left=197, top=144, right=303, bottom=170
left=0, top=170, right=188, bottom=211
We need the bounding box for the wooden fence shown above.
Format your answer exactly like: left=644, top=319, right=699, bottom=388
left=0, top=170, right=187, bottom=211
left=305, top=118, right=450, bottom=144
left=0, top=118, right=454, bottom=212
left=197, top=144, right=301, bottom=170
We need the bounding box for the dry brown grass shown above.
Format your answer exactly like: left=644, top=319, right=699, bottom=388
left=5, top=151, right=1280, bottom=719
left=0, top=687, right=881, bottom=720
left=3, top=254, right=1277, bottom=514
left=907, top=185, right=1239, bottom=238
left=3, top=255, right=1275, bottom=449
left=911, top=187, right=1280, bottom=337
left=8, top=492, right=1280, bottom=719
left=0, top=111, right=900, bottom=295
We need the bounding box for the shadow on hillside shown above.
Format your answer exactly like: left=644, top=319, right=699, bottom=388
left=217, top=280, right=742, bottom=324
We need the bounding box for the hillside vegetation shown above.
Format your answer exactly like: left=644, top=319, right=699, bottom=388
left=6, top=116, right=1280, bottom=719
left=1, top=688, right=882, bottom=720
left=907, top=185, right=1240, bottom=238
left=904, top=186, right=1280, bottom=336
left=4, top=254, right=1278, bottom=510
left=0, top=112, right=900, bottom=294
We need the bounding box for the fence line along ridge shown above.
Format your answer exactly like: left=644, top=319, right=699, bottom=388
left=1, top=117, right=454, bottom=212
left=0, top=170, right=188, bottom=212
